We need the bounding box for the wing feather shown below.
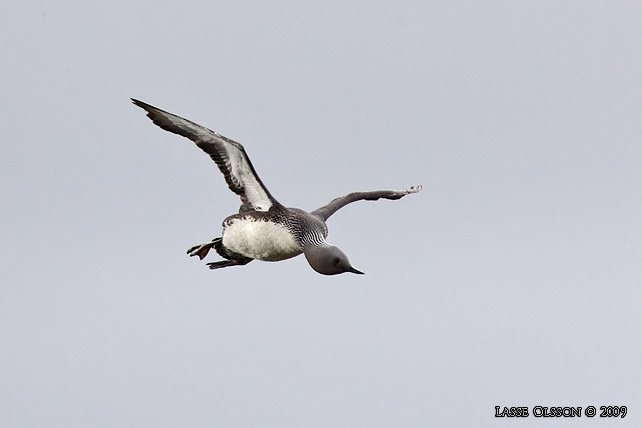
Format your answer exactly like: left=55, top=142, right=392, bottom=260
left=311, top=186, right=422, bottom=221
left=132, top=99, right=280, bottom=212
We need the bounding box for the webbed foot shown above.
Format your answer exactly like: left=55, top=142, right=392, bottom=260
left=206, top=259, right=253, bottom=270
left=187, top=241, right=216, bottom=260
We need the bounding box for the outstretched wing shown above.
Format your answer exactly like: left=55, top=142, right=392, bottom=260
left=132, top=99, right=281, bottom=212
left=311, top=185, right=422, bottom=221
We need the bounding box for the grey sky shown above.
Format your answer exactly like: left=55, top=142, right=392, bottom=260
left=1, top=1, right=641, bottom=427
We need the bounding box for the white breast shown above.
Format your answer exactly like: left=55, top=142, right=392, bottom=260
left=222, top=217, right=303, bottom=261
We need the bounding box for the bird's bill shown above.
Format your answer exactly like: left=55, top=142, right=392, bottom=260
left=349, top=267, right=365, bottom=275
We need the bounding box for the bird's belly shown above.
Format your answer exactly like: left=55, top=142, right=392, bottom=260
left=222, top=217, right=302, bottom=261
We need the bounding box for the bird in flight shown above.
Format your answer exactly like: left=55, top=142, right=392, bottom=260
left=132, top=99, right=421, bottom=275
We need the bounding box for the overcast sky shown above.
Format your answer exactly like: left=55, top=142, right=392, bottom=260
left=1, top=1, right=641, bottom=427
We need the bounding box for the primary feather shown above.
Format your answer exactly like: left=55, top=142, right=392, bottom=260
left=131, top=98, right=280, bottom=212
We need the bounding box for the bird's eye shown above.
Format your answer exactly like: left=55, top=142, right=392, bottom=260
left=334, top=258, right=340, bottom=264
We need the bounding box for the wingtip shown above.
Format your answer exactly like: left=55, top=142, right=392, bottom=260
left=131, top=98, right=147, bottom=108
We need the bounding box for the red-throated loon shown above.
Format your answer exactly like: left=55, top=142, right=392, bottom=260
left=132, top=99, right=422, bottom=275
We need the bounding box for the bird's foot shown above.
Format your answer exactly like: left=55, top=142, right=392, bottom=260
left=206, top=259, right=252, bottom=270
left=187, top=242, right=215, bottom=260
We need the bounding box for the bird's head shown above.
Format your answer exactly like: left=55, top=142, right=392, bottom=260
left=304, top=243, right=364, bottom=275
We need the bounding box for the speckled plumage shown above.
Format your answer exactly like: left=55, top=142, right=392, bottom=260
left=222, top=206, right=328, bottom=259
